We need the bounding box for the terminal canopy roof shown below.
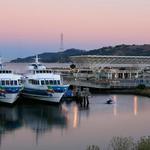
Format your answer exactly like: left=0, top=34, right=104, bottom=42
left=70, top=55, right=150, bottom=68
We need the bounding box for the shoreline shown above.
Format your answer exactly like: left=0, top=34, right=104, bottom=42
left=89, top=88, right=150, bottom=97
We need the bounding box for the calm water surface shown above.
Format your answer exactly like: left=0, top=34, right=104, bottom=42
left=0, top=94, right=150, bottom=150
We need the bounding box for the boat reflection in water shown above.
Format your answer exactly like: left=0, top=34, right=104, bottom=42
left=0, top=105, right=22, bottom=145
left=22, top=103, right=67, bottom=129
left=0, top=107, right=22, bottom=131
left=0, top=101, right=69, bottom=146
left=133, top=96, right=138, bottom=116
left=1, top=95, right=150, bottom=150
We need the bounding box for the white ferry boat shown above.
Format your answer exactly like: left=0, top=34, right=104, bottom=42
left=0, top=59, right=23, bottom=104
left=21, top=56, right=69, bottom=103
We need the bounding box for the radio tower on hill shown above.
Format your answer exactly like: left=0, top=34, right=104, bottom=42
left=60, top=33, right=64, bottom=51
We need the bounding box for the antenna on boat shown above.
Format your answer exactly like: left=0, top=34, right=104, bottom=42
left=35, top=55, right=39, bottom=64
left=60, top=32, right=64, bottom=51
left=0, top=52, right=1, bottom=63
left=0, top=57, right=3, bottom=69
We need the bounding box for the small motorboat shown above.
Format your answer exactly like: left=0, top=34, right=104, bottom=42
left=106, top=99, right=114, bottom=104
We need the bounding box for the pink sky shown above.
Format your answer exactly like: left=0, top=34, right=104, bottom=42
left=0, top=0, right=150, bottom=58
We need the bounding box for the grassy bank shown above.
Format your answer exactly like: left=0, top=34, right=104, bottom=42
left=134, top=88, right=150, bottom=97
left=87, top=136, right=150, bottom=150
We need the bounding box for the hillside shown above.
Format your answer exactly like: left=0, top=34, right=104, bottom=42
left=11, top=49, right=85, bottom=63
left=11, top=44, right=150, bottom=63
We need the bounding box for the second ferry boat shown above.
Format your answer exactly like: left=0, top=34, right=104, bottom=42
left=21, top=56, right=69, bottom=103
left=0, top=58, right=23, bottom=104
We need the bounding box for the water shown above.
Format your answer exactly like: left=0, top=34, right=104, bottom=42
left=0, top=94, right=150, bottom=150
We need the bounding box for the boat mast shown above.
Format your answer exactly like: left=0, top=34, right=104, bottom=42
left=0, top=57, right=3, bottom=69
left=35, top=55, right=39, bottom=64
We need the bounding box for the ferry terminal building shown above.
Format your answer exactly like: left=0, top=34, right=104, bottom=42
left=70, top=55, right=150, bottom=88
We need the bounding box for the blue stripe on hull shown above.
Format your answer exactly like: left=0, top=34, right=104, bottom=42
left=23, top=85, right=69, bottom=96
left=23, top=88, right=48, bottom=96
left=52, top=86, right=69, bottom=93
left=0, top=86, right=22, bottom=94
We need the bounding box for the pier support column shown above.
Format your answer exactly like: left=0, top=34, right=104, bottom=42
left=122, top=72, right=125, bottom=79
left=87, top=96, right=89, bottom=107
left=109, top=73, right=113, bottom=79
left=115, top=73, right=118, bottom=79
left=122, top=73, right=125, bottom=79
left=129, top=72, right=132, bottom=79
left=83, top=96, right=89, bottom=108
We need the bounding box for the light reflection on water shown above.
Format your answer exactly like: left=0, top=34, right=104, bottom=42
left=0, top=95, right=150, bottom=150
left=134, top=96, right=138, bottom=116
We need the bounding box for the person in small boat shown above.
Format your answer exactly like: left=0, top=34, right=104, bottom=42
left=106, top=98, right=113, bottom=104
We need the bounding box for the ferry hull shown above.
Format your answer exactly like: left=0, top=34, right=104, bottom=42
left=0, top=93, right=19, bottom=104
left=21, top=85, right=69, bottom=103
left=21, top=92, right=64, bottom=103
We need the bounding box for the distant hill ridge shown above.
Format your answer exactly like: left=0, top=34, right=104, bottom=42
left=11, top=44, right=150, bottom=63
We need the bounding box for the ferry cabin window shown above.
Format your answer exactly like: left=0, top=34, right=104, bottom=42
left=29, top=79, right=32, bottom=84
left=1, top=80, right=5, bottom=85
left=2, top=70, right=12, bottom=73
left=10, top=80, right=13, bottom=85
left=45, top=80, right=49, bottom=85
left=46, top=70, right=51, bottom=73
left=14, top=80, right=17, bottom=85
left=6, top=80, right=9, bottom=85
left=36, top=80, right=39, bottom=85
left=40, top=80, right=60, bottom=85
left=33, top=80, right=39, bottom=85
left=9, top=80, right=18, bottom=85
left=54, top=80, right=57, bottom=85
left=18, top=80, right=22, bottom=85
left=28, top=79, right=39, bottom=85
left=50, top=80, right=53, bottom=85
left=32, top=64, right=38, bottom=69
left=41, top=80, right=45, bottom=85
left=57, top=80, right=60, bottom=85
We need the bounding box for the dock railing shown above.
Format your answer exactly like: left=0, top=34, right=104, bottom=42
left=63, top=76, right=150, bottom=89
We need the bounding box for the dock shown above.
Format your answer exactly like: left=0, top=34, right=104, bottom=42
left=62, top=86, right=90, bottom=108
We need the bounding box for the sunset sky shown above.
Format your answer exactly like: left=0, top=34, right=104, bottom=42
left=0, top=0, right=150, bottom=58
